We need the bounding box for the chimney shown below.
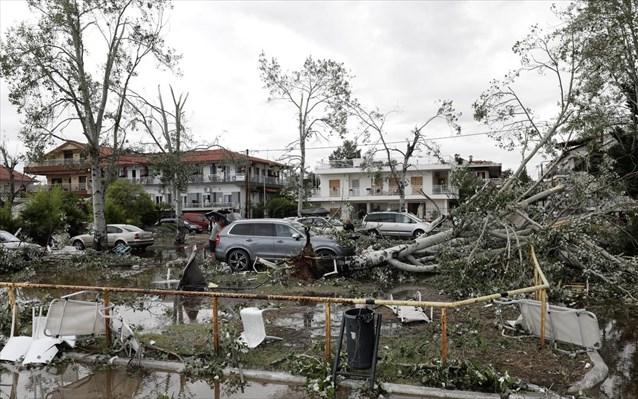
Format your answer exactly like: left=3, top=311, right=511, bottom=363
left=469, top=155, right=473, bottom=163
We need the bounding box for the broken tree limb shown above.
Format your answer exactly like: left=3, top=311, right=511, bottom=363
left=516, top=185, right=565, bottom=209
left=350, top=229, right=455, bottom=270
left=387, top=258, right=440, bottom=273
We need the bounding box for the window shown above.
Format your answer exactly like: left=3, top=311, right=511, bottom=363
left=275, top=223, right=295, bottom=237
left=107, top=226, right=122, bottom=234
left=230, top=224, right=252, bottom=236
left=132, top=169, right=137, bottom=178
left=63, top=150, right=73, bottom=160
left=253, top=223, right=274, bottom=237
left=365, top=214, right=380, bottom=222
left=396, top=214, right=415, bottom=224
left=380, top=213, right=395, bottom=223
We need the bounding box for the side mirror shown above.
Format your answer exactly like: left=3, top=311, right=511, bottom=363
left=292, top=233, right=301, bottom=241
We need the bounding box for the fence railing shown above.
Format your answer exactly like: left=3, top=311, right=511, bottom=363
left=0, top=246, right=548, bottom=364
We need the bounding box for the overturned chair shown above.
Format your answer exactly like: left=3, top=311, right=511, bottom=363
left=504, top=299, right=601, bottom=350
left=238, top=307, right=282, bottom=348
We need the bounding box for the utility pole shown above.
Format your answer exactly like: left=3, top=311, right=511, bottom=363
left=245, top=149, right=251, bottom=218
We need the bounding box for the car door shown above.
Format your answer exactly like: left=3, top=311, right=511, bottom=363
left=273, top=223, right=305, bottom=258
left=249, top=223, right=276, bottom=259
left=106, top=225, right=123, bottom=246
left=378, top=213, right=397, bottom=235
left=395, top=213, right=416, bottom=236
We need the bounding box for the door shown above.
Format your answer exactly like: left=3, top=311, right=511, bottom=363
left=273, top=223, right=305, bottom=258
left=395, top=213, right=416, bottom=236
left=329, top=179, right=340, bottom=197
left=249, top=223, right=276, bottom=258
left=410, top=176, right=423, bottom=195
left=106, top=225, right=123, bottom=246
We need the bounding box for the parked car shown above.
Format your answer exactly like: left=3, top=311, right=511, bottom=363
left=156, top=218, right=203, bottom=234
left=0, top=230, right=42, bottom=251
left=183, top=212, right=210, bottom=231
left=292, top=216, right=344, bottom=234
left=361, top=211, right=432, bottom=238
left=215, top=219, right=353, bottom=271
left=70, top=224, right=154, bottom=250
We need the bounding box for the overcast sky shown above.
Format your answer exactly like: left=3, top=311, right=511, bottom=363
left=0, top=0, right=564, bottom=175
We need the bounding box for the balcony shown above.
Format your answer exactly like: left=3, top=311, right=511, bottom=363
left=183, top=201, right=238, bottom=209
left=39, top=182, right=91, bottom=193
left=24, top=159, right=90, bottom=174
left=432, top=184, right=458, bottom=195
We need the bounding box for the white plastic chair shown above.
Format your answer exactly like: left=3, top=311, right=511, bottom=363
left=386, top=292, right=431, bottom=323
left=239, top=307, right=282, bottom=348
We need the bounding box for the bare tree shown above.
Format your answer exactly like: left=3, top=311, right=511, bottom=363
left=259, top=53, right=353, bottom=216
left=0, top=144, right=23, bottom=207
left=128, top=86, right=189, bottom=245
left=351, top=101, right=460, bottom=212
left=0, top=0, right=178, bottom=250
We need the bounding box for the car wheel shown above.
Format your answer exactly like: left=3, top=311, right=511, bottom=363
left=114, top=240, right=126, bottom=248
left=316, top=249, right=336, bottom=259
left=368, top=229, right=381, bottom=238
left=227, top=249, right=251, bottom=272
left=413, top=229, right=425, bottom=238
left=73, top=240, right=85, bottom=250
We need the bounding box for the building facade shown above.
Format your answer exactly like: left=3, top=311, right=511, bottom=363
left=24, top=140, right=286, bottom=215
left=0, top=167, right=37, bottom=201
left=308, top=157, right=501, bottom=221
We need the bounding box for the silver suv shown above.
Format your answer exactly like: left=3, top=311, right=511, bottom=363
left=361, top=212, right=431, bottom=238
left=215, top=219, right=353, bottom=271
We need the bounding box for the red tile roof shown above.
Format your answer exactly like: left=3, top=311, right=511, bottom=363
left=0, top=167, right=36, bottom=183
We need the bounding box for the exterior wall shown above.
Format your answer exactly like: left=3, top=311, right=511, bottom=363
left=309, top=158, right=501, bottom=221
left=25, top=142, right=287, bottom=216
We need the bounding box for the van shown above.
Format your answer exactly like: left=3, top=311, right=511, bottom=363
left=361, top=211, right=431, bottom=238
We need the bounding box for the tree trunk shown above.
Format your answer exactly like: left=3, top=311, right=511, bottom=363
left=174, top=183, right=185, bottom=245
left=8, top=169, right=15, bottom=206
left=399, top=185, right=406, bottom=212
left=90, top=156, right=108, bottom=250
left=297, top=138, right=305, bottom=217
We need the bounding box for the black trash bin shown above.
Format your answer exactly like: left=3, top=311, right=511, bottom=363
left=344, top=308, right=376, bottom=369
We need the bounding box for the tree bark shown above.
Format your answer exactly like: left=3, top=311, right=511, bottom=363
left=174, top=183, right=185, bottom=245
left=90, top=156, right=107, bottom=250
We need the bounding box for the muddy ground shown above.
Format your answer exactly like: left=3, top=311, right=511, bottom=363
left=0, top=231, right=615, bottom=396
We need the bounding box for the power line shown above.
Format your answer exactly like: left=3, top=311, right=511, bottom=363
left=246, top=126, right=527, bottom=154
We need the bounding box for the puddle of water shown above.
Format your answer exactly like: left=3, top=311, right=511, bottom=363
left=0, top=363, right=306, bottom=399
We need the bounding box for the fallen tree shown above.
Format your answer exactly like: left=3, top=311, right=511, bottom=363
left=340, top=20, right=638, bottom=301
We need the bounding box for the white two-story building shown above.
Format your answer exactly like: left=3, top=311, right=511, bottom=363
left=308, top=156, right=501, bottom=221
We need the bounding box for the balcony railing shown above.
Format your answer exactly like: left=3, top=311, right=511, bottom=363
left=39, top=183, right=91, bottom=193
left=349, top=188, right=361, bottom=196
left=26, top=159, right=89, bottom=168
left=183, top=201, right=238, bottom=209
left=432, top=184, right=459, bottom=195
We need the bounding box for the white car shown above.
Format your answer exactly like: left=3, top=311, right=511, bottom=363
left=361, top=212, right=432, bottom=238
left=70, top=224, right=154, bottom=250
left=293, top=216, right=344, bottom=234
left=0, top=230, right=42, bottom=251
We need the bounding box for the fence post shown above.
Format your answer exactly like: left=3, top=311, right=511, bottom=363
left=539, top=288, right=547, bottom=349
left=324, top=303, right=331, bottom=361
left=8, top=285, right=17, bottom=336
left=212, top=297, right=220, bottom=353
left=104, top=290, right=111, bottom=348
left=440, top=308, right=448, bottom=364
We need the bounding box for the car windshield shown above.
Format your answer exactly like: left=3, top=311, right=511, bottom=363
left=328, top=219, right=343, bottom=227
left=0, top=231, right=21, bottom=242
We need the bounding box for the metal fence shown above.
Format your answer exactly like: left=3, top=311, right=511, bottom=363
left=0, top=247, right=548, bottom=364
